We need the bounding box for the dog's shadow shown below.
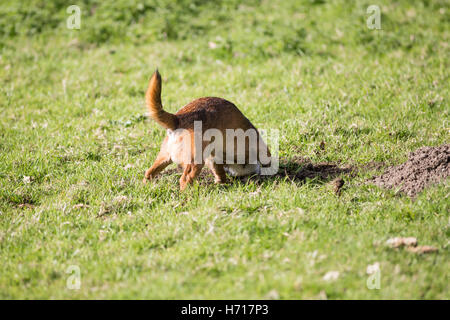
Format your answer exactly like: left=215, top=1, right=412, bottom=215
left=175, top=156, right=356, bottom=188
left=234, top=157, right=355, bottom=186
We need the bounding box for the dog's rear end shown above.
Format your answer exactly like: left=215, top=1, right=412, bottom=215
left=143, top=70, right=271, bottom=190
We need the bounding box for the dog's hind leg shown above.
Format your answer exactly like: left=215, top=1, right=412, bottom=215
left=143, top=151, right=172, bottom=183
left=205, top=159, right=227, bottom=184
left=179, top=164, right=203, bottom=191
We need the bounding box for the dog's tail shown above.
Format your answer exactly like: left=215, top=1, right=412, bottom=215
left=145, top=70, right=178, bottom=130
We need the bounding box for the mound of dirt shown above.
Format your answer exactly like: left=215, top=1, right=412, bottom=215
left=372, top=144, right=449, bottom=197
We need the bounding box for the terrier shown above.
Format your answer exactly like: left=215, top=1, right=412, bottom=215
left=142, top=70, right=271, bottom=190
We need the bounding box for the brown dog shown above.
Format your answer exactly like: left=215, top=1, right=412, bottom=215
left=143, top=70, right=271, bottom=190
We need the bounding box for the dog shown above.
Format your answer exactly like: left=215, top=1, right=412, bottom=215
left=142, top=70, right=271, bottom=191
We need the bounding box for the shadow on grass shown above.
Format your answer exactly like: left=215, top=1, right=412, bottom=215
left=148, top=156, right=388, bottom=191
left=159, top=157, right=357, bottom=188
left=151, top=151, right=391, bottom=195
left=234, top=156, right=356, bottom=186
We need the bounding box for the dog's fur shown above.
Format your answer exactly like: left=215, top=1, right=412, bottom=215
left=143, top=70, right=270, bottom=190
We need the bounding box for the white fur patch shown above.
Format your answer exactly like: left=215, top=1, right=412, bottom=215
left=224, top=163, right=261, bottom=177
left=166, top=129, right=190, bottom=165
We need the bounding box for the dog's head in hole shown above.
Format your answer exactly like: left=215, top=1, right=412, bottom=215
left=142, top=70, right=273, bottom=191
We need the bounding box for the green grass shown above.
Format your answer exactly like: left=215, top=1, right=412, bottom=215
left=0, top=0, right=449, bottom=299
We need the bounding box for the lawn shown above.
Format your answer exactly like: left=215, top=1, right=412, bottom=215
left=0, top=0, right=448, bottom=299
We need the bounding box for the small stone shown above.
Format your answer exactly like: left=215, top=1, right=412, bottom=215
left=406, top=245, right=438, bottom=254
left=323, top=271, right=340, bottom=281
left=386, top=237, right=417, bottom=248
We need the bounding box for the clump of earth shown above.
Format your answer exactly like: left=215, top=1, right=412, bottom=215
left=372, top=144, right=449, bottom=197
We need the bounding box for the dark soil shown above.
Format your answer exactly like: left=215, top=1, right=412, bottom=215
left=222, top=156, right=354, bottom=186
left=272, top=156, right=354, bottom=183
left=331, top=177, right=345, bottom=195
left=371, top=144, right=450, bottom=197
